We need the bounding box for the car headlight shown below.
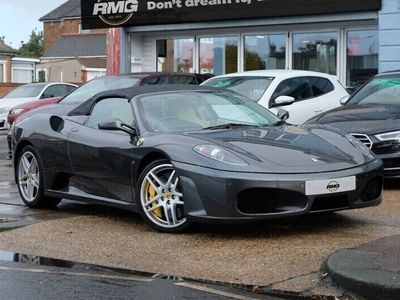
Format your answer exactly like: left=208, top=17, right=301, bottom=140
left=9, top=108, right=24, bottom=116
left=346, top=134, right=375, bottom=159
left=375, top=131, right=400, bottom=143
left=194, top=144, right=248, bottom=166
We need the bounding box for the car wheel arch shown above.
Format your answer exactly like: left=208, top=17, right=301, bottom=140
left=133, top=151, right=171, bottom=185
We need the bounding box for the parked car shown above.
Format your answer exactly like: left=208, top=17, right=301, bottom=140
left=201, top=70, right=349, bottom=124
left=6, top=72, right=213, bottom=159
left=7, top=97, right=62, bottom=126
left=8, top=72, right=213, bottom=126
left=12, top=85, right=383, bottom=232
left=0, top=82, right=77, bottom=130
left=306, top=71, right=400, bottom=178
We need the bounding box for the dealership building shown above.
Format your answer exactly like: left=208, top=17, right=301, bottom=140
left=82, top=0, right=400, bottom=89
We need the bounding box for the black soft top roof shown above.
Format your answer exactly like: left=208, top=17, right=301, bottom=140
left=68, top=85, right=224, bottom=116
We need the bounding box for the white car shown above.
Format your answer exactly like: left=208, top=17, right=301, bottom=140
left=0, top=82, right=77, bottom=130
left=201, top=70, right=349, bottom=124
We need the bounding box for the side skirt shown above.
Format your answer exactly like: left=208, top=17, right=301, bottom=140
left=45, top=189, right=138, bottom=212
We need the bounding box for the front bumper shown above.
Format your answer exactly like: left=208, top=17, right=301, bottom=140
left=375, top=153, right=400, bottom=178
left=173, top=159, right=383, bottom=223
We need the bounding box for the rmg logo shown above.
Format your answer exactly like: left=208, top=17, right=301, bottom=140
left=93, top=0, right=138, bottom=15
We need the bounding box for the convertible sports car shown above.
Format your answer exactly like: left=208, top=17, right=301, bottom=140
left=12, top=85, right=383, bottom=232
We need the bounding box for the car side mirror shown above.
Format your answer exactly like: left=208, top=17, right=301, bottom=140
left=277, top=109, right=289, bottom=121
left=274, top=96, right=295, bottom=107
left=41, top=93, right=54, bottom=99
left=98, top=119, right=137, bottom=136
left=340, top=95, right=350, bottom=105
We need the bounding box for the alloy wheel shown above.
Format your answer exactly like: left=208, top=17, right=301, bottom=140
left=18, top=151, right=40, bottom=202
left=140, top=163, right=186, bottom=229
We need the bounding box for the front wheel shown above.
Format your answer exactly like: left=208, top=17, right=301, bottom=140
left=16, top=146, right=61, bottom=208
left=137, top=159, right=190, bottom=233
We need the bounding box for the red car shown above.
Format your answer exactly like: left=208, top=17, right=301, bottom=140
left=7, top=96, right=62, bottom=125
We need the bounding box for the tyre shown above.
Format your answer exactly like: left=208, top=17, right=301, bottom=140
left=16, top=146, right=61, bottom=208
left=137, top=159, right=190, bottom=233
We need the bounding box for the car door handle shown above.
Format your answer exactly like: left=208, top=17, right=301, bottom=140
left=314, top=108, right=323, bottom=113
left=71, top=127, right=79, bottom=133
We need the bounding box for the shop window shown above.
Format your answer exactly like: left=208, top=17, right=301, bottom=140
left=293, top=32, right=337, bottom=75
left=156, top=38, right=194, bottom=73
left=347, top=30, right=378, bottom=90
left=200, top=37, right=238, bottom=76
left=244, top=34, right=286, bottom=71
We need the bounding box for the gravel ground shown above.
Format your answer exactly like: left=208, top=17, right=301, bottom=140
left=0, top=187, right=399, bottom=288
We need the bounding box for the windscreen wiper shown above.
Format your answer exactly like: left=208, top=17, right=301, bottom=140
left=202, top=123, right=261, bottom=130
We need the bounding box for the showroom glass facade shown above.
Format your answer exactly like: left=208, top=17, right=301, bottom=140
left=244, top=34, right=286, bottom=71
left=131, top=27, right=378, bottom=88
left=292, top=32, right=337, bottom=75
left=346, top=30, right=379, bottom=89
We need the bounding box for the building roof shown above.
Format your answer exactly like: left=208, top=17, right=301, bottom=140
left=39, top=0, right=81, bottom=22
left=78, top=58, right=107, bottom=69
left=42, top=34, right=106, bottom=58
left=0, top=41, right=17, bottom=55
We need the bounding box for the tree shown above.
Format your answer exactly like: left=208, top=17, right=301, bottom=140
left=0, top=36, right=4, bottom=43
left=18, top=30, right=44, bottom=58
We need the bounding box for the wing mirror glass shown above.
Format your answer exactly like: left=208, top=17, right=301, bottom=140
left=98, top=119, right=137, bottom=136
left=274, top=96, right=295, bottom=107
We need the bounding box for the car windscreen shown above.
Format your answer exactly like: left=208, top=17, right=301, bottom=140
left=347, top=75, right=400, bottom=105
left=201, top=76, right=274, bottom=102
left=3, top=84, right=46, bottom=99
left=137, top=90, right=280, bottom=133
left=60, top=76, right=141, bottom=104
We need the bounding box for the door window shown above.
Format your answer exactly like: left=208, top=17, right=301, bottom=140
left=271, top=76, right=334, bottom=105
left=86, top=98, right=135, bottom=129
left=42, top=84, right=75, bottom=99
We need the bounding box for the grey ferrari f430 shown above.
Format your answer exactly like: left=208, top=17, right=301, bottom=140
left=12, top=85, right=383, bottom=232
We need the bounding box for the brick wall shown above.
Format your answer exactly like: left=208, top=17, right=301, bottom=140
left=43, top=19, right=107, bottom=52
left=0, top=83, right=22, bottom=98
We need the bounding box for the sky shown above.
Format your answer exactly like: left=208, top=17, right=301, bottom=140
left=0, top=0, right=67, bottom=49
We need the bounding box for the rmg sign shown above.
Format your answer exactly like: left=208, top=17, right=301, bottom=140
left=93, top=0, right=138, bottom=15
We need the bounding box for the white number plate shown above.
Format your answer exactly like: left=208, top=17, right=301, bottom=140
left=305, top=176, right=356, bottom=196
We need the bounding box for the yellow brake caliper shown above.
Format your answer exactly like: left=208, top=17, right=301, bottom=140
left=148, top=184, right=163, bottom=218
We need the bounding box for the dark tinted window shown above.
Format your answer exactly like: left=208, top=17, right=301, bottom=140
left=141, top=76, right=168, bottom=85
left=169, top=75, right=197, bottom=84
left=87, top=98, right=134, bottom=129
left=61, top=77, right=140, bottom=104
left=271, top=76, right=334, bottom=104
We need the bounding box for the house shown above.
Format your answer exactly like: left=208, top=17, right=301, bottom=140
left=38, top=0, right=107, bottom=84
left=0, top=41, right=40, bottom=97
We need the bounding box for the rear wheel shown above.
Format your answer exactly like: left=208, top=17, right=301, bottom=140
left=137, top=159, right=190, bottom=233
left=16, top=146, right=61, bottom=208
